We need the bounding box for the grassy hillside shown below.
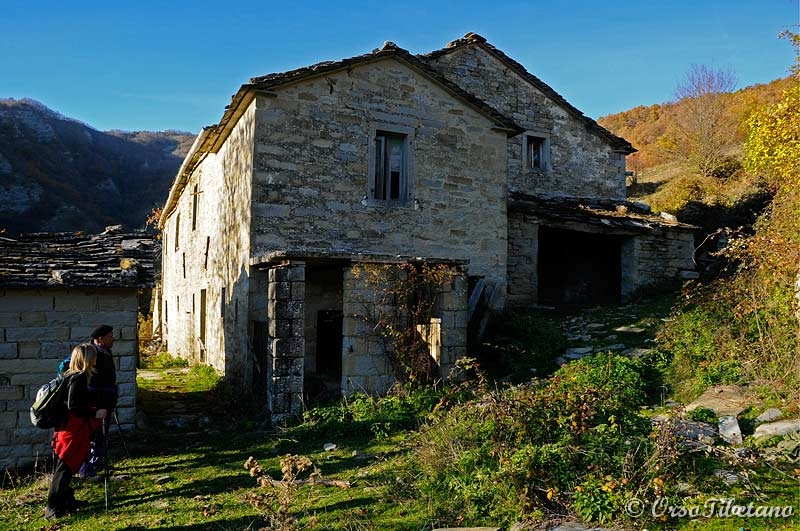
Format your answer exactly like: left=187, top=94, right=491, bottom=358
left=598, top=76, right=794, bottom=175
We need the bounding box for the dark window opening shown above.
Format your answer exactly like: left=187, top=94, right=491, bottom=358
left=316, top=310, right=343, bottom=376
left=525, top=133, right=551, bottom=171
left=373, top=132, right=406, bottom=201
left=175, top=214, right=180, bottom=251
left=192, top=185, right=199, bottom=231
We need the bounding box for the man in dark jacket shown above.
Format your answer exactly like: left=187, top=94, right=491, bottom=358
left=89, top=325, right=117, bottom=413
left=78, top=325, right=118, bottom=479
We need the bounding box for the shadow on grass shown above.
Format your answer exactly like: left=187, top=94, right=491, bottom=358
left=119, top=516, right=266, bottom=531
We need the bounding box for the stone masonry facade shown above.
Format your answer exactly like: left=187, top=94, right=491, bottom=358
left=423, top=36, right=630, bottom=201
left=157, top=34, right=696, bottom=422
left=0, top=289, right=138, bottom=470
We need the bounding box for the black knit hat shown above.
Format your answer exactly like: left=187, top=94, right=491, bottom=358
left=91, top=325, right=113, bottom=339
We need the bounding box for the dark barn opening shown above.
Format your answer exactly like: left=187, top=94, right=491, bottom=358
left=538, top=226, right=622, bottom=307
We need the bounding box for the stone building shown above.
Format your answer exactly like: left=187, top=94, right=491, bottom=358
left=157, top=33, right=696, bottom=422
left=0, top=226, right=156, bottom=470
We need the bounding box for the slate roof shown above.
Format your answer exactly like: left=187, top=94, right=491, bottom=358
left=509, top=192, right=697, bottom=233
left=421, top=33, right=636, bottom=154
left=0, top=225, right=158, bottom=288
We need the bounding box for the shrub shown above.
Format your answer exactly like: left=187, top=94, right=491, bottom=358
left=656, top=302, right=744, bottom=401
left=478, top=310, right=565, bottom=380
left=298, top=385, right=444, bottom=440
left=408, top=353, right=654, bottom=526
left=687, top=406, right=717, bottom=424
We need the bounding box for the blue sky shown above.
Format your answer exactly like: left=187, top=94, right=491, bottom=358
left=1, top=0, right=797, bottom=133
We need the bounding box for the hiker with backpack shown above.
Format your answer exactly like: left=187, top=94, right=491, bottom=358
left=45, top=343, right=105, bottom=520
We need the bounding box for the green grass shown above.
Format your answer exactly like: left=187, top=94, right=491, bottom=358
left=2, top=296, right=799, bottom=530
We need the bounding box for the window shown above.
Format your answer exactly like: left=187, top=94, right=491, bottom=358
left=192, top=185, right=199, bottom=231
left=367, top=124, right=414, bottom=205
left=199, top=289, right=207, bottom=344
left=174, top=214, right=180, bottom=251
left=523, top=132, right=551, bottom=172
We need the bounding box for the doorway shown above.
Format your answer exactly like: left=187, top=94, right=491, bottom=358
left=538, top=226, right=622, bottom=307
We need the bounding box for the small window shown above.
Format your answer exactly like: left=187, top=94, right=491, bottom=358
left=367, top=124, right=414, bottom=205
left=174, top=214, right=180, bottom=251
left=192, top=185, right=199, bottom=231
left=524, top=132, right=551, bottom=172
left=374, top=132, right=405, bottom=200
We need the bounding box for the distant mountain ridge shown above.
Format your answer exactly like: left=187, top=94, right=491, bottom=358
left=0, top=98, right=195, bottom=235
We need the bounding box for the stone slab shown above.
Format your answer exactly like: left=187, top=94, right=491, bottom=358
left=754, top=408, right=782, bottom=425
left=685, top=385, right=748, bottom=417
left=718, top=415, right=743, bottom=445
left=614, top=325, right=645, bottom=333
left=753, top=419, right=800, bottom=440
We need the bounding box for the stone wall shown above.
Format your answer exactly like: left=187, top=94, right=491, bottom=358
left=160, top=104, right=255, bottom=384
left=506, top=213, right=539, bottom=306
left=0, top=288, right=139, bottom=471
left=340, top=264, right=468, bottom=395
left=627, top=229, right=697, bottom=296
left=427, top=45, right=627, bottom=201
left=507, top=210, right=697, bottom=306
left=249, top=57, right=509, bottom=307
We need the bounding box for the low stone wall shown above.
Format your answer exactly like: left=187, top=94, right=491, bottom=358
left=0, top=288, right=139, bottom=471
left=341, top=264, right=468, bottom=394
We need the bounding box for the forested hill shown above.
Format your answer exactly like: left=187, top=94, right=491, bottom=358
left=0, top=98, right=195, bottom=236
left=597, top=76, right=795, bottom=173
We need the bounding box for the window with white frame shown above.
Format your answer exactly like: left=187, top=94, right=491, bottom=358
left=523, top=132, right=551, bottom=172
left=367, top=124, right=414, bottom=205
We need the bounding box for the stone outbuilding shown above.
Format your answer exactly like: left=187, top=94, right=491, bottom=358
left=157, top=33, right=696, bottom=423
left=0, top=226, right=156, bottom=471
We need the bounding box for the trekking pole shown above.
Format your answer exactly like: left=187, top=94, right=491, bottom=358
left=112, top=410, right=130, bottom=459
left=102, top=420, right=110, bottom=511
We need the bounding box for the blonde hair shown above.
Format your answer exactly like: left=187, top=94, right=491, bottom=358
left=66, top=343, right=98, bottom=380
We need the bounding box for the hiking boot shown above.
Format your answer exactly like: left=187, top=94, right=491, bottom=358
left=65, top=495, right=84, bottom=512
